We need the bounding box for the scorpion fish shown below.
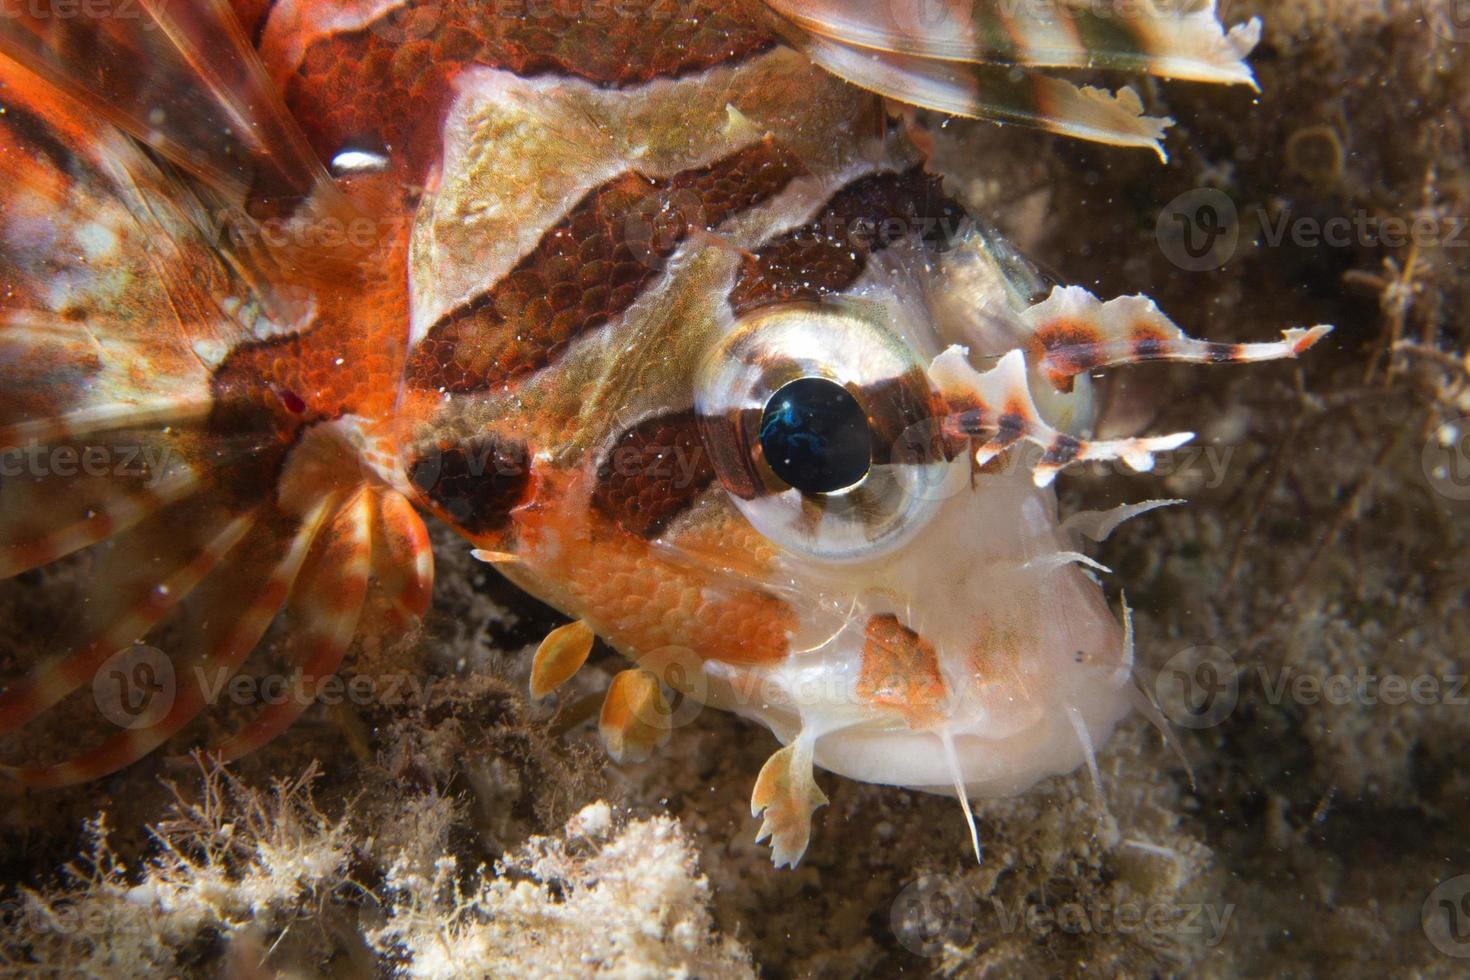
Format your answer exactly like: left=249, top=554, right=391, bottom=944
left=0, top=0, right=1329, bottom=866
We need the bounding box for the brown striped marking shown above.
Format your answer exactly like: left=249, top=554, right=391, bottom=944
left=729, top=166, right=966, bottom=315
left=855, top=613, right=947, bottom=729
left=281, top=0, right=776, bottom=177
left=408, top=136, right=806, bottom=394
left=407, top=435, right=532, bottom=536
left=592, top=410, right=717, bottom=538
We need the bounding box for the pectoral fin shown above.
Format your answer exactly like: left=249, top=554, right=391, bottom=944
left=598, top=669, right=672, bottom=764
left=529, top=620, right=596, bottom=699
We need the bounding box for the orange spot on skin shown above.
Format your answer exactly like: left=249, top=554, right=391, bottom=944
left=1001, top=399, right=1030, bottom=423
left=1131, top=325, right=1171, bottom=343
left=855, top=614, right=948, bottom=729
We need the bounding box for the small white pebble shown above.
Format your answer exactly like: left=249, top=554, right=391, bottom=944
left=567, top=800, right=613, bottom=839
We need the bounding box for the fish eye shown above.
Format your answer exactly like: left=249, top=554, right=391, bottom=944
left=696, top=303, right=957, bottom=563
left=759, top=378, right=873, bottom=494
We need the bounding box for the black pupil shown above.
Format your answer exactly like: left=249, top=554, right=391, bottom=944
left=759, top=378, right=873, bottom=494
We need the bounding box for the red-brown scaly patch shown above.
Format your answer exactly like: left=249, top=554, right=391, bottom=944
left=592, top=410, right=717, bottom=538
left=278, top=0, right=775, bottom=179
left=729, top=167, right=964, bottom=315
left=207, top=229, right=411, bottom=487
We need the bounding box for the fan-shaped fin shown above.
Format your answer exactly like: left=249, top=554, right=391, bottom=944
left=751, top=734, right=828, bottom=868
left=0, top=12, right=423, bottom=788
left=531, top=620, right=596, bottom=699
left=765, top=0, right=1260, bottom=84
left=599, top=668, right=672, bottom=764
left=0, top=0, right=335, bottom=207
left=764, top=0, right=1262, bottom=156
left=0, top=49, right=305, bottom=439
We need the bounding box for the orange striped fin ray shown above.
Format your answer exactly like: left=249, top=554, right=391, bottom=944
left=0, top=53, right=293, bottom=445
left=0, top=397, right=214, bottom=451
left=763, top=0, right=1261, bottom=157
left=0, top=499, right=262, bottom=740
left=0, top=457, right=202, bottom=581
left=209, top=490, right=375, bottom=764
left=0, top=495, right=339, bottom=787
left=0, top=414, right=269, bottom=583
left=370, top=490, right=435, bottom=629
left=794, top=32, right=1172, bottom=157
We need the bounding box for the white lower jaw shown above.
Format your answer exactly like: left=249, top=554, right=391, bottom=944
left=806, top=688, right=1133, bottom=797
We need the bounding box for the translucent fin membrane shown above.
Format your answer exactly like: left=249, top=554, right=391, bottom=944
left=0, top=0, right=335, bottom=205
left=764, top=0, right=1260, bottom=156
left=0, top=499, right=335, bottom=787
left=766, top=0, right=1260, bottom=83
left=0, top=506, right=261, bottom=741
left=796, top=35, right=1173, bottom=158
